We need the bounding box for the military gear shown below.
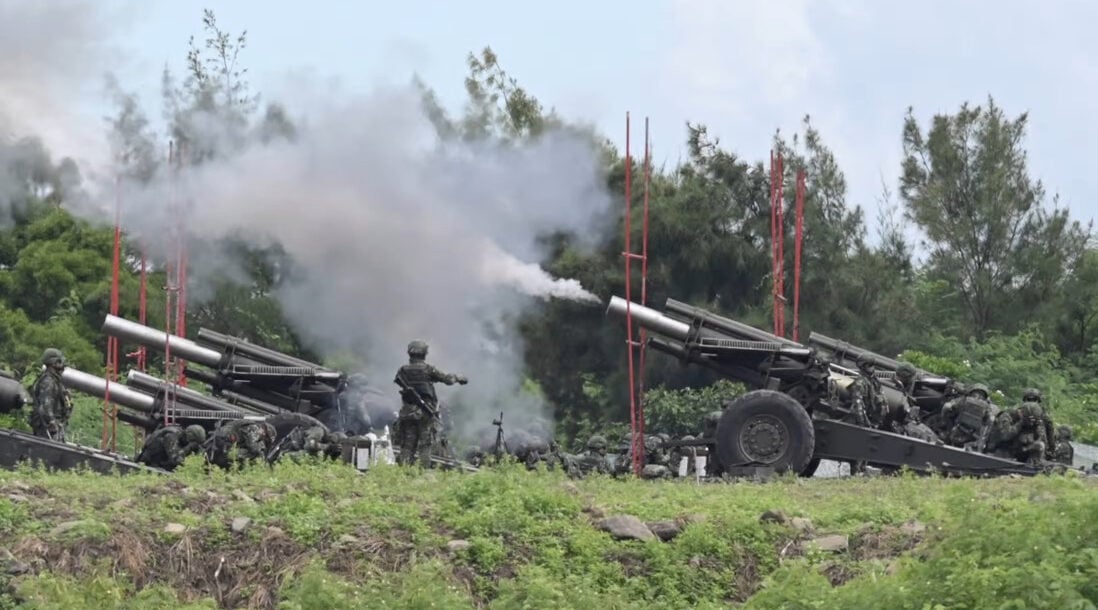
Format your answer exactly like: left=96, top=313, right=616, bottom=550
left=407, top=340, right=428, bottom=358
left=940, top=395, right=993, bottom=451
left=41, top=348, right=65, bottom=367
left=985, top=403, right=1048, bottom=465
left=394, top=346, right=465, bottom=468
left=586, top=435, right=607, bottom=452
left=1022, top=388, right=1042, bottom=403
left=206, top=420, right=276, bottom=469
left=895, top=363, right=916, bottom=378
left=184, top=425, right=206, bottom=445
left=137, top=424, right=205, bottom=470
left=29, top=365, right=72, bottom=441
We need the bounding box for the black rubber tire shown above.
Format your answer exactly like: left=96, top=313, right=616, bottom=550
left=715, top=390, right=816, bottom=475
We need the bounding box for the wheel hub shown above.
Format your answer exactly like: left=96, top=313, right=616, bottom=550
left=738, top=415, right=789, bottom=463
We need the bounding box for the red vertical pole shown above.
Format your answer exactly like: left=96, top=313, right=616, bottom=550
left=776, top=153, right=785, bottom=337
left=138, top=247, right=147, bottom=371
left=637, top=117, right=651, bottom=459
left=622, top=113, right=638, bottom=476
left=769, top=152, right=778, bottom=336
left=175, top=142, right=188, bottom=385
left=793, top=169, right=805, bottom=342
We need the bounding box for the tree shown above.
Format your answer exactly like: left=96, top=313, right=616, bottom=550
left=900, top=98, right=1091, bottom=339
left=1053, top=247, right=1098, bottom=357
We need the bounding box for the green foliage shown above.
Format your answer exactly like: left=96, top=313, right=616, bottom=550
left=643, top=379, right=744, bottom=437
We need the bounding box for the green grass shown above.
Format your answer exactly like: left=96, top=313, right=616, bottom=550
left=0, top=459, right=1094, bottom=609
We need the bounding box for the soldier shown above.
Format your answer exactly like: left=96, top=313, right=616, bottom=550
left=29, top=348, right=73, bottom=442
left=986, top=401, right=1047, bottom=465
left=136, top=424, right=206, bottom=471
left=939, top=383, right=994, bottom=451
left=641, top=435, right=673, bottom=479
left=1021, top=388, right=1055, bottom=452
left=393, top=340, right=467, bottom=467
left=206, top=420, right=277, bottom=469
left=575, top=435, right=612, bottom=476
left=275, top=424, right=330, bottom=462
left=886, top=362, right=940, bottom=444
left=1048, top=425, right=1074, bottom=465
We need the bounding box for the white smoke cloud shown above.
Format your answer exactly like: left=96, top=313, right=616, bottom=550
left=110, top=83, right=612, bottom=440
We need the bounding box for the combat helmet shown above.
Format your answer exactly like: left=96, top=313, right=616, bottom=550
left=1057, top=425, right=1072, bottom=441
left=586, top=435, right=607, bottom=451
left=41, top=348, right=65, bottom=367
left=407, top=340, right=428, bottom=358
left=895, top=362, right=916, bottom=379
left=1022, top=388, right=1042, bottom=403
left=967, top=383, right=990, bottom=400
left=184, top=425, right=206, bottom=444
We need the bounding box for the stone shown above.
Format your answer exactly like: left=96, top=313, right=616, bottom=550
left=596, top=515, right=656, bottom=542
left=164, top=523, right=187, bottom=535
left=6, top=494, right=28, bottom=504
left=807, top=534, right=849, bottom=553
left=646, top=520, right=683, bottom=541
left=759, top=509, right=789, bottom=525
left=230, top=517, right=251, bottom=535
left=446, top=539, right=472, bottom=553
left=265, top=526, right=286, bottom=537
left=7, top=482, right=29, bottom=492
left=232, top=490, right=255, bottom=504
left=790, top=517, right=814, bottom=533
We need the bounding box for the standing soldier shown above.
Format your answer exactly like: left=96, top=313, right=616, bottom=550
left=29, top=348, right=73, bottom=442
left=393, top=340, right=467, bottom=467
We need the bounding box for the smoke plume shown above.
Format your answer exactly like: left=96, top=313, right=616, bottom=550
left=114, top=84, right=612, bottom=440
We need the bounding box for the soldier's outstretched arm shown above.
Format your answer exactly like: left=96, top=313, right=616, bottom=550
left=426, top=364, right=468, bottom=385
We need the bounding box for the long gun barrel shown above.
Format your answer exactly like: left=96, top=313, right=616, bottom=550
left=101, top=315, right=346, bottom=417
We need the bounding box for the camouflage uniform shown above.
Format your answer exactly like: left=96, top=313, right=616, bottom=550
left=986, top=402, right=1047, bottom=465
left=136, top=424, right=206, bottom=471
left=575, top=435, right=612, bottom=476
left=207, top=420, right=276, bottom=469
left=939, top=384, right=994, bottom=451
left=1048, top=425, right=1074, bottom=465
left=393, top=340, right=467, bottom=468
left=278, top=425, right=330, bottom=461
left=29, top=349, right=73, bottom=442
left=888, top=363, right=940, bottom=443
left=641, top=435, right=672, bottom=479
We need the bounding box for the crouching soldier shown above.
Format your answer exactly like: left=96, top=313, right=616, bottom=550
left=206, top=420, right=276, bottom=469
left=136, top=424, right=206, bottom=471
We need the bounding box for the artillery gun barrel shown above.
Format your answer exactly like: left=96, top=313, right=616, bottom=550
left=125, top=371, right=250, bottom=413
left=665, top=298, right=803, bottom=347
left=60, top=368, right=157, bottom=412
left=183, top=368, right=306, bottom=413
left=0, top=375, right=29, bottom=413
left=808, top=332, right=908, bottom=371
left=196, top=328, right=333, bottom=371
left=606, top=296, right=694, bottom=340
left=102, top=315, right=222, bottom=367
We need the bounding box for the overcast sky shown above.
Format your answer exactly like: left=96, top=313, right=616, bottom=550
left=7, top=0, right=1097, bottom=235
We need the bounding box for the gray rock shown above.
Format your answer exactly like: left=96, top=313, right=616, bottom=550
left=447, top=539, right=472, bottom=553
left=807, top=534, right=849, bottom=553
left=231, top=517, right=251, bottom=535
left=791, top=517, right=814, bottom=533
left=596, top=515, right=656, bottom=542
left=6, top=494, right=28, bottom=503
left=646, top=520, right=683, bottom=541
left=164, top=523, right=187, bottom=535
left=232, top=490, right=256, bottom=504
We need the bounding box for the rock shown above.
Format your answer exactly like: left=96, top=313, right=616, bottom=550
left=791, top=517, right=814, bottom=533
left=6, top=494, right=28, bottom=503
left=646, top=520, right=683, bottom=541
left=232, top=490, right=255, bottom=504
left=50, top=521, right=89, bottom=537
left=900, top=520, right=926, bottom=536
left=231, top=517, right=251, bottom=535
left=447, top=539, right=472, bottom=553
left=257, top=490, right=279, bottom=503
left=265, top=526, right=286, bottom=537
left=596, top=515, right=656, bottom=542
left=759, top=509, right=789, bottom=525
left=164, top=523, right=187, bottom=535
left=807, top=534, right=849, bottom=553
left=8, top=482, right=29, bottom=492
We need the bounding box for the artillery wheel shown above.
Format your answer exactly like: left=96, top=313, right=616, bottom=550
left=715, top=390, right=815, bottom=475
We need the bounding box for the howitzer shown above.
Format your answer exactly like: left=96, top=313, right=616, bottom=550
left=607, top=296, right=1042, bottom=478
left=61, top=368, right=267, bottom=433
left=0, top=372, right=29, bottom=413
left=101, top=315, right=345, bottom=417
